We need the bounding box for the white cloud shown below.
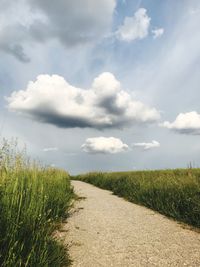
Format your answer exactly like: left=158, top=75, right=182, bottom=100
left=152, top=28, right=164, bottom=39
left=133, top=140, right=160, bottom=150
left=7, top=72, right=160, bottom=129
left=43, top=147, right=58, bottom=152
left=117, top=8, right=151, bottom=41
left=161, top=111, right=200, bottom=135
left=81, top=137, right=129, bottom=154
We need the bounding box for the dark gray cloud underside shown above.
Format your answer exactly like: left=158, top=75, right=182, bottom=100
left=24, top=110, right=127, bottom=129
left=0, top=0, right=116, bottom=62
left=173, top=129, right=200, bottom=135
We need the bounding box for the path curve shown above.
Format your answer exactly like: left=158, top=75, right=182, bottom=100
left=61, top=181, right=200, bottom=267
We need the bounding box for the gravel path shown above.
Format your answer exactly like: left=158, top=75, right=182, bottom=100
left=61, top=181, right=200, bottom=267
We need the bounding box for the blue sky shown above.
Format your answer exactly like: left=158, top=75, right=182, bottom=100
left=1, top=0, right=200, bottom=174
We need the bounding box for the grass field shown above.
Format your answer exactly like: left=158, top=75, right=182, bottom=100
left=2, top=137, right=200, bottom=266
left=73, top=169, right=200, bottom=228
left=0, top=139, right=73, bottom=267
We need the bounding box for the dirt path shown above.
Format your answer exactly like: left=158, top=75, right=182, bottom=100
left=61, top=181, right=200, bottom=267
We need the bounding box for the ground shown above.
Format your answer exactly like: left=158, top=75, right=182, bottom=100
left=60, top=181, right=200, bottom=267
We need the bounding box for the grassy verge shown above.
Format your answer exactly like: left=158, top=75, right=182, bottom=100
left=0, top=139, right=73, bottom=267
left=72, top=169, right=200, bottom=228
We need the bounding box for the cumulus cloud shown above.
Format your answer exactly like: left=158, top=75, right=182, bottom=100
left=43, top=147, right=58, bottom=152
left=133, top=140, right=160, bottom=150
left=152, top=28, right=164, bottom=39
left=7, top=72, right=160, bottom=129
left=0, top=0, right=116, bottom=61
left=81, top=137, right=129, bottom=154
left=116, top=8, right=151, bottom=41
left=161, top=111, right=200, bottom=135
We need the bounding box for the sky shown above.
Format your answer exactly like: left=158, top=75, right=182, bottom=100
left=1, top=0, right=200, bottom=174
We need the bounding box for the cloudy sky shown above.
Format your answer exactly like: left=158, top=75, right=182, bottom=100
left=1, top=0, right=200, bottom=174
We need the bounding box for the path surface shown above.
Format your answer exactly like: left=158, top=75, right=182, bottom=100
left=61, top=181, right=200, bottom=267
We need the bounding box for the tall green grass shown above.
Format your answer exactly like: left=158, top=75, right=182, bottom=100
left=73, top=169, right=200, bottom=228
left=0, top=139, right=73, bottom=266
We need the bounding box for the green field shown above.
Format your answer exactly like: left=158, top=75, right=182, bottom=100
left=73, top=169, right=200, bottom=228
left=0, top=139, right=73, bottom=267
left=1, top=138, right=200, bottom=266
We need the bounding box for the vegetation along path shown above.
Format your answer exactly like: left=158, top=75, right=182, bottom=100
left=62, top=181, right=200, bottom=267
